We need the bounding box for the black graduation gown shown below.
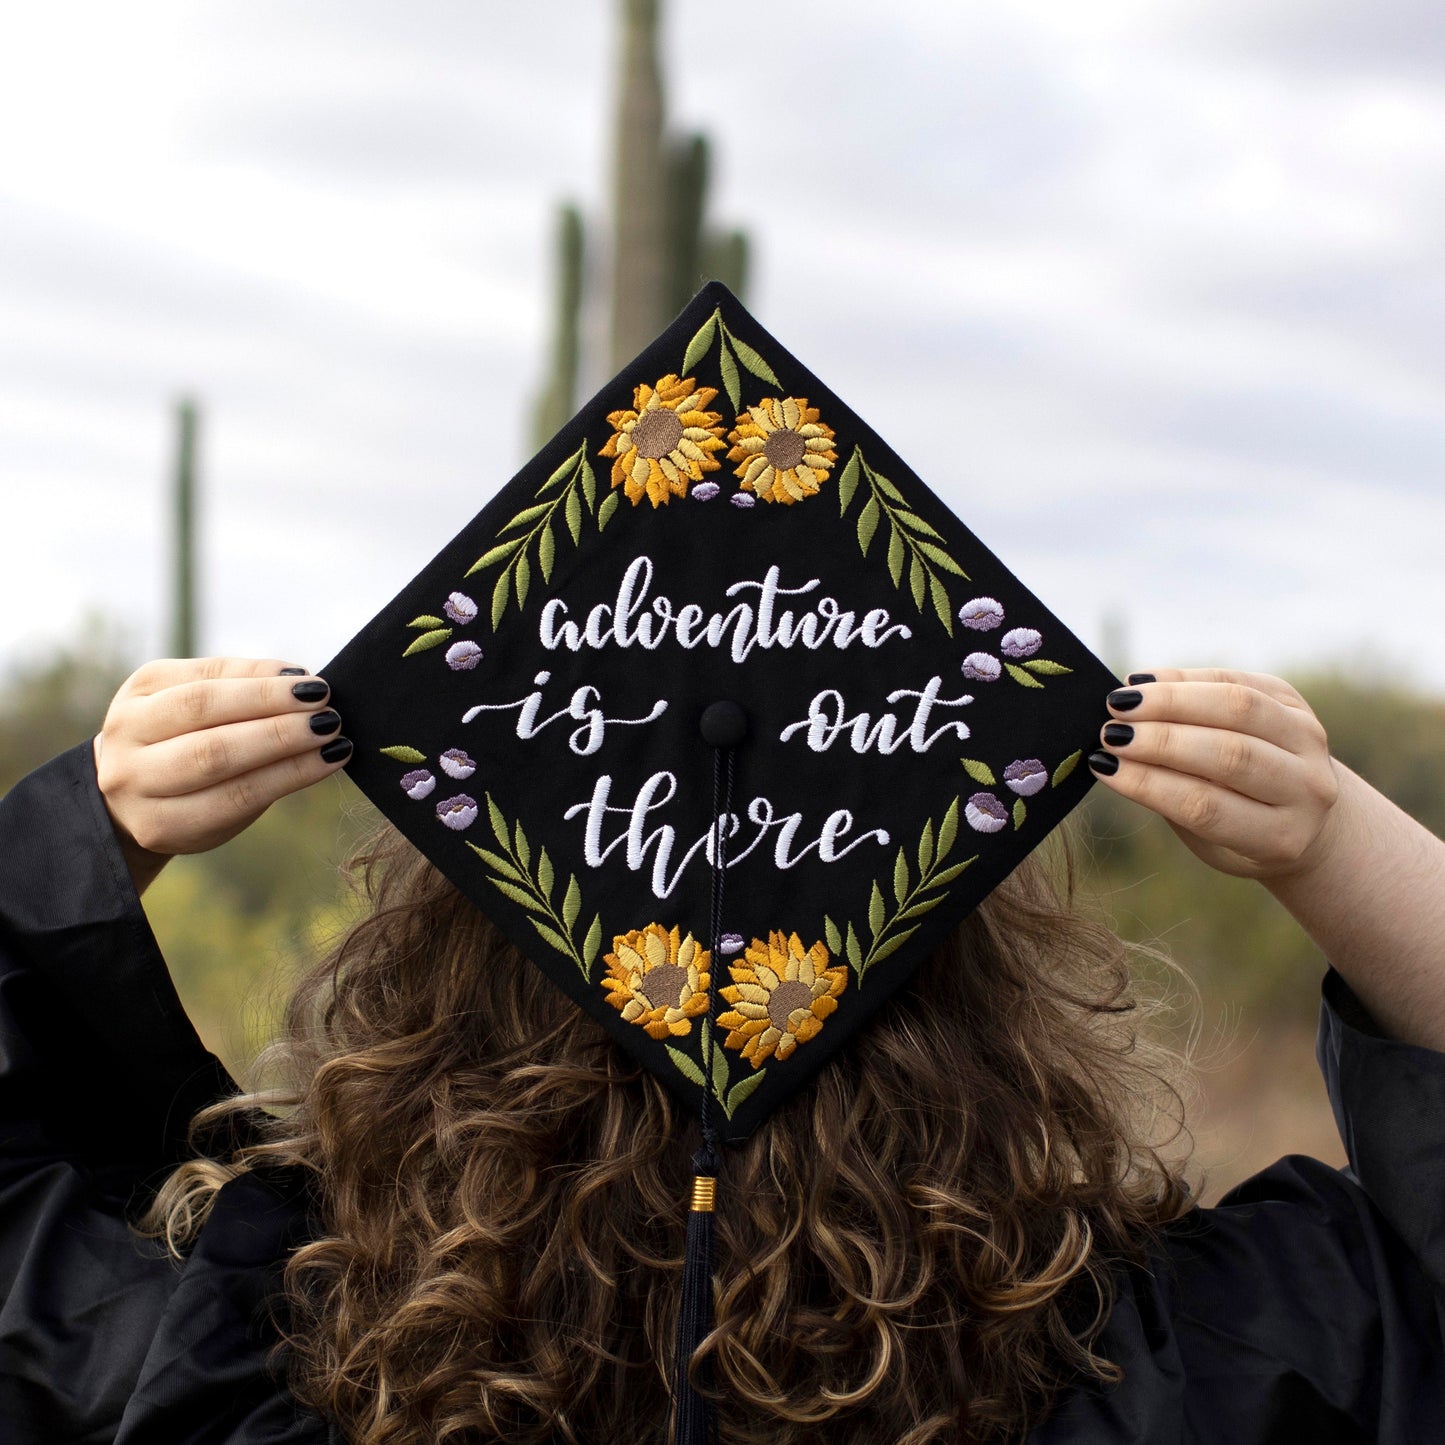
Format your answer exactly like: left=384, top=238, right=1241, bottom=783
left=2, top=743, right=1443, bottom=1444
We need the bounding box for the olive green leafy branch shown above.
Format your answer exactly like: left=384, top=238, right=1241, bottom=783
left=464, top=441, right=617, bottom=630
left=681, top=305, right=781, bottom=412
left=1003, top=658, right=1073, bottom=689
left=400, top=615, right=453, bottom=657
left=836, top=446, right=969, bottom=636
left=666, top=1017, right=768, bottom=1119
left=960, top=750, right=1083, bottom=831
left=824, top=798, right=977, bottom=982
left=468, top=793, right=603, bottom=980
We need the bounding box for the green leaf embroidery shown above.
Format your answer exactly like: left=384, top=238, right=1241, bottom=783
left=1022, top=658, right=1072, bottom=676
left=845, top=922, right=862, bottom=974
left=583, top=914, right=603, bottom=971
left=1005, top=663, right=1044, bottom=688
left=581, top=454, right=597, bottom=512
left=667, top=1045, right=705, bottom=1087
left=1013, top=798, right=1027, bottom=830
left=476, top=796, right=596, bottom=978
left=718, top=337, right=742, bottom=412
left=867, top=880, right=885, bottom=940
left=710, top=1032, right=729, bottom=1100
left=895, top=894, right=947, bottom=923
left=514, top=550, right=531, bottom=608
left=490, top=568, right=511, bottom=629
left=857, top=494, right=880, bottom=554
left=541, top=451, right=579, bottom=493
left=867, top=926, right=919, bottom=967
left=564, top=487, right=582, bottom=545
left=681, top=310, right=718, bottom=374
left=823, top=915, right=843, bottom=955
left=961, top=758, right=997, bottom=786
left=465, top=536, right=523, bottom=576
left=537, top=522, right=556, bottom=583
left=724, top=1069, right=766, bottom=1116
left=837, top=449, right=861, bottom=515
left=402, top=627, right=452, bottom=657
left=930, top=857, right=977, bottom=889
left=917, top=819, right=934, bottom=876
left=530, top=918, right=574, bottom=956
left=380, top=745, right=426, bottom=764
left=470, top=845, right=526, bottom=886
left=598, top=490, right=620, bottom=530
left=727, top=333, right=781, bottom=386
left=893, top=847, right=909, bottom=907
left=406, top=614, right=445, bottom=629
left=499, top=501, right=552, bottom=534
left=937, top=797, right=959, bottom=859
left=834, top=448, right=966, bottom=632
left=1052, top=750, right=1082, bottom=787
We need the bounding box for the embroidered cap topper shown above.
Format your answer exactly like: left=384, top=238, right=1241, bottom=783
left=324, top=283, right=1115, bottom=1143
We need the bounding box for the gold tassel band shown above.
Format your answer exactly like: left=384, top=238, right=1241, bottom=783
left=690, top=1175, right=717, bottom=1213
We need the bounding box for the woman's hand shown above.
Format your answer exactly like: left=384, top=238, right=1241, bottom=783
left=93, top=657, right=352, bottom=893
left=1090, top=667, right=1445, bottom=1051
left=1086, top=668, right=1341, bottom=881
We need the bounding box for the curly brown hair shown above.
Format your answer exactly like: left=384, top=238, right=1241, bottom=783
left=149, top=822, right=1194, bottom=1443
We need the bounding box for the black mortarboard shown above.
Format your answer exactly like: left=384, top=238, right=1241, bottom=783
left=323, top=282, right=1115, bottom=1439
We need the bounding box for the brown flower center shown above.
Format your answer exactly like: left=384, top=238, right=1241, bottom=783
left=633, top=407, right=684, bottom=460
left=763, top=428, right=806, bottom=472
left=768, top=979, right=815, bottom=1030
left=639, top=963, right=689, bottom=1010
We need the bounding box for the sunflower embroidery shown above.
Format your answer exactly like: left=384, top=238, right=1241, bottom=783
left=601, top=375, right=726, bottom=507
left=726, top=397, right=838, bottom=504
left=718, top=932, right=847, bottom=1068
left=601, top=923, right=712, bottom=1039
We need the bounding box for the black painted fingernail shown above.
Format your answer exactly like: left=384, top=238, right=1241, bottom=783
left=1088, top=750, right=1120, bottom=776
left=309, top=709, right=342, bottom=737
left=1126, top=672, right=1156, bottom=685
left=319, top=736, right=352, bottom=764
left=1107, top=688, right=1143, bottom=711
left=279, top=666, right=307, bottom=676
left=1103, top=722, right=1134, bottom=747
left=292, top=680, right=329, bottom=702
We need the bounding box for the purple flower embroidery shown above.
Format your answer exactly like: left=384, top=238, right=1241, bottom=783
left=436, top=794, right=479, bottom=831
left=440, top=748, right=475, bottom=780
left=1001, top=628, right=1042, bottom=659
left=692, top=481, right=721, bottom=502
left=965, top=792, right=1009, bottom=834
left=730, top=492, right=756, bottom=509
left=444, top=592, right=478, bottom=625
left=720, top=932, right=745, bottom=956
left=958, top=596, right=1004, bottom=631
left=400, top=769, right=436, bottom=801
left=445, top=640, right=483, bottom=671
left=1003, top=759, right=1048, bottom=797
left=961, top=652, right=1001, bottom=682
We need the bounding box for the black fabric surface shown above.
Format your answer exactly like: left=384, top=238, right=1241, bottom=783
left=1, top=742, right=1443, bottom=1443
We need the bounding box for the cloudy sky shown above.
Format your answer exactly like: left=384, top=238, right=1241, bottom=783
left=3, top=0, right=1443, bottom=693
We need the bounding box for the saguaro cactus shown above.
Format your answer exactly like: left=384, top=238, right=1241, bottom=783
left=532, top=204, right=586, bottom=449
left=170, top=398, right=200, bottom=659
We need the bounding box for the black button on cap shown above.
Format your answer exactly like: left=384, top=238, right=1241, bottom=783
left=699, top=700, right=749, bottom=749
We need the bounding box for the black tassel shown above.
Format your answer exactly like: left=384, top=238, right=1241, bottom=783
left=672, top=1144, right=719, bottom=1445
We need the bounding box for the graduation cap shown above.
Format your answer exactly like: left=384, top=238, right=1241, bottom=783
left=323, top=282, right=1115, bottom=1441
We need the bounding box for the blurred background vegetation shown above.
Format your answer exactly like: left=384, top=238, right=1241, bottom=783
left=4, top=0, right=1439, bottom=1201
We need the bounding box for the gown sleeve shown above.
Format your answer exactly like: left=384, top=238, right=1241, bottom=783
left=0, top=742, right=326, bottom=1445
left=1035, top=970, right=1445, bottom=1445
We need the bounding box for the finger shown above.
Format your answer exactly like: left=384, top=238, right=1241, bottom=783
left=1088, top=753, right=1280, bottom=856
left=125, top=674, right=332, bottom=745
left=1097, top=718, right=1308, bottom=805
left=122, top=657, right=311, bottom=699
left=1120, top=667, right=1307, bottom=710
left=131, top=707, right=346, bottom=797
left=119, top=740, right=353, bottom=855
left=1105, top=678, right=1323, bottom=754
